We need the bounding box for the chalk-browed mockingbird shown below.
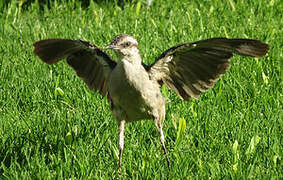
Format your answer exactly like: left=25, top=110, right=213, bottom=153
left=33, top=34, right=269, bottom=169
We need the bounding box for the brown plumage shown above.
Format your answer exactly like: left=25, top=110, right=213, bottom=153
left=33, top=39, right=116, bottom=96
left=149, top=38, right=269, bottom=100
left=33, top=35, right=269, bottom=171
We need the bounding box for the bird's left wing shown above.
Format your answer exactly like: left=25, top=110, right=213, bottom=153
left=33, top=39, right=116, bottom=97
left=148, top=38, right=269, bottom=100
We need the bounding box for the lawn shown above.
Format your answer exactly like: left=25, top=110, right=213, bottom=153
left=0, top=0, right=282, bottom=179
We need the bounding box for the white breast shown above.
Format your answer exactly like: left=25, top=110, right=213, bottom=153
left=108, top=59, right=164, bottom=121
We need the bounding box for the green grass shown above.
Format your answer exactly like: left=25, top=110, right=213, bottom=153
left=0, top=0, right=282, bottom=179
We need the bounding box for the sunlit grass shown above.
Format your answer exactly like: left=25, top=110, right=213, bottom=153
left=0, top=0, right=282, bottom=179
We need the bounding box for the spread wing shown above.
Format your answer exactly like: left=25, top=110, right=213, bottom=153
left=33, top=39, right=116, bottom=97
left=148, top=38, right=269, bottom=100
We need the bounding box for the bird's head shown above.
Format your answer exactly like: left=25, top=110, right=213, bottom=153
left=106, top=34, right=140, bottom=59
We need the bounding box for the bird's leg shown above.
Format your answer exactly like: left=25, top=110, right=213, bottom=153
left=155, top=119, right=170, bottom=169
left=118, top=120, right=126, bottom=172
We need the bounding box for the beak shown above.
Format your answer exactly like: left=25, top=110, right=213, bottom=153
left=105, top=44, right=118, bottom=50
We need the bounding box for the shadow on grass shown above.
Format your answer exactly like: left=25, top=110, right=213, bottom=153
left=0, top=127, right=65, bottom=176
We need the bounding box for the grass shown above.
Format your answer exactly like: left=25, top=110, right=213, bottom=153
left=0, top=0, right=282, bottom=179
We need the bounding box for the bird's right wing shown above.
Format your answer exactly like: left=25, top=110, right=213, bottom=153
left=33, top=39, right=117, bottom=97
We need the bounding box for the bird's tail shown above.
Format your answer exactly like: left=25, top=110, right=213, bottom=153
left=33, top=39, right=84, bottom=64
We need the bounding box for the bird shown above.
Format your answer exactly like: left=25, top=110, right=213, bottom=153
left=33, top=34, right=269, bottom=170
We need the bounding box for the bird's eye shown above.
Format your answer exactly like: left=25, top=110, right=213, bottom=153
left=124, top=42, right=130, bottom=47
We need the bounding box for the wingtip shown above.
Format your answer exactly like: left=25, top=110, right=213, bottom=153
left=33, top=42, right=54, bottom=64
left=262, top=42, right=270, bottom=57
left=235, top=39, right=270, bottom=58
left=32, top=39, right=73, bottom=65
left=254, top=40, right=270, bottom=58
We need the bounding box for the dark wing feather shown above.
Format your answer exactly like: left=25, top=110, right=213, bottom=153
left=33, top=39, right=116, bottom=97
left=148, top=38, right=269, bottom=100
